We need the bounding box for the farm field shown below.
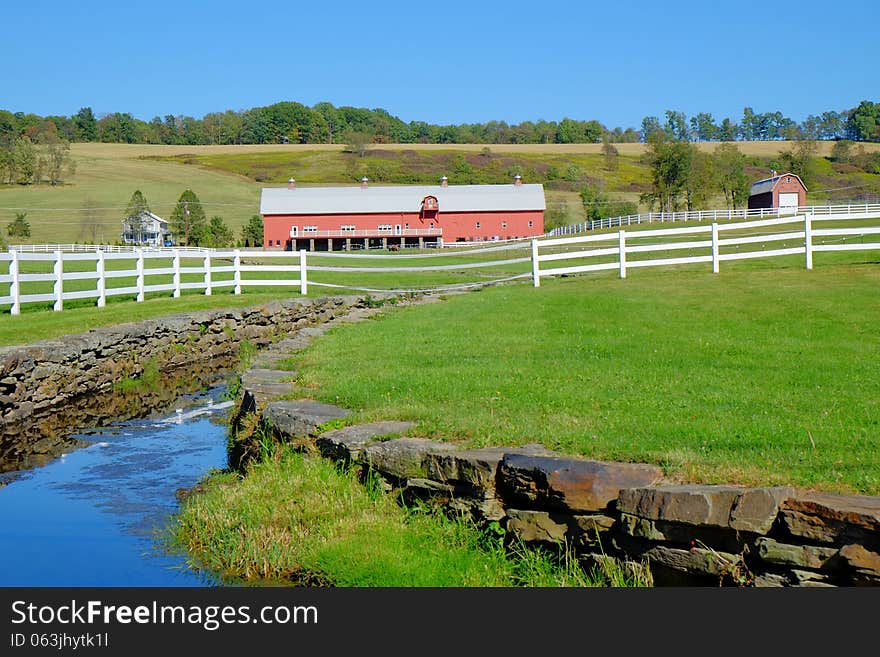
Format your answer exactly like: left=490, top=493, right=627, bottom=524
left=279, top=257, right=880, bottom=497
left=2, top=142, right=879, bottom=245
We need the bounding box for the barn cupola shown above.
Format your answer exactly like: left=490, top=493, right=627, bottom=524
left=420, top=195, right=439, bottom=221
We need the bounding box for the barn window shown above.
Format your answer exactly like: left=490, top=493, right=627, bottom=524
left=528, top=220, right=534, bottom=228
left=341, top=225, right=356, bottom=232
left=476, top=222, right=481, bottom=229
left=502, top=221, right=508, bottom=229
left=303, top=225, right=318, bottom=233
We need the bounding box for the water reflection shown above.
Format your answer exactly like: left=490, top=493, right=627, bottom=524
left=0, top=386, right=231, bottom=587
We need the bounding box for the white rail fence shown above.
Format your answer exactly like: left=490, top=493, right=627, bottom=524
left=532, top=212, right=880, bottom=286
left=548, top=203, right=880, bottom=236
left=2, top=211, right=879, bottom=313
left=0, top=249, right=307, bottom=315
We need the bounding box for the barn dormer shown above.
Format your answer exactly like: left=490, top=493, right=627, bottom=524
left=420, top=195, right=439, bottom=221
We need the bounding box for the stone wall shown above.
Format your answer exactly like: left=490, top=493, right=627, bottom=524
left=0, top=294, right=385, bottom=471
left=232, top=324, right=880, bottom=587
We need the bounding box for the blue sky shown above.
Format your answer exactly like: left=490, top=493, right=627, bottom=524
left=1, top=0, right=877, bottom=129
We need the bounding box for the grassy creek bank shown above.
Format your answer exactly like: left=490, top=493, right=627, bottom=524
left=169, top=270, right=880, bottom=587
left=168, top=298, right=651, bottom=587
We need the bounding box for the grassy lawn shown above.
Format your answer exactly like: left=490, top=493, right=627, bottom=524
left=286, top=258, right=880, bottom=496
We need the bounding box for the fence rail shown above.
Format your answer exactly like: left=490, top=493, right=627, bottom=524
left=3, top=210, right=880, bottom=314
left=547, top=203, right=880, bottom=236
left=0, top=248, right=307, bottom=315
left=532, top=211, right=880, bottom=286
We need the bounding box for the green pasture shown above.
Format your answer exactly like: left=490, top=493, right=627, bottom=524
left=281, top=256, right=879, bottom=496
left=2, top=142, right=879, bottom=246
left=0, top=143, right=261, bottom=244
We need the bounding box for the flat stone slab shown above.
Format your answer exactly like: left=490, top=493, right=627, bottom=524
left=241, top=369, right=296, bottom=384
left=316, top=421, right=415, bottom=462
left=498, top=454, right=663, bottom=513
left=262, top=399, right=351, bottom=439
left=425, top=444, right=557, bottom=492
left=779, top=492, right=880, bottom=547
left=359, top=438, right=458, bottom=482
left=617, top=485, right=793, bottom=534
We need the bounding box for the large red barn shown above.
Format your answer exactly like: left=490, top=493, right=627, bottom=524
left=259, top=176, right=546, bottom=251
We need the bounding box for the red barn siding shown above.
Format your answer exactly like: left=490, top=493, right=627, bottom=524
left=262, top=210, right=544, bottom=249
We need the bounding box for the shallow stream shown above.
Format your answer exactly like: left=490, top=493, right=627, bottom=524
left=0, top=385, right=231, bottom=587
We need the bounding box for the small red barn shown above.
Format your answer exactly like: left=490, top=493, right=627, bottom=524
left=747, top=172, right=807, bottom=210
left=259, top=177, right=546, bottom=251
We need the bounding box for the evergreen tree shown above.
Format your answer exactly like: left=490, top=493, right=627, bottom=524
left=203, top=215, right=234, bottom=247
left=124, top=190, right=151, bottom=243
left=241, top=214, right=264, bottom=247
left=170, top=189, right=206, bottom=246
left=7, top=211, right=31, bottom=239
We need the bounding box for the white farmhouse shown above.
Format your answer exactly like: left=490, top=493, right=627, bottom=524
left=122, top=211, right=173, bottom=246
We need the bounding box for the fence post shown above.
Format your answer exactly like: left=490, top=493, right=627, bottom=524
left=9, top=250, right=20, bottom=316
left=531, top=239, right=540, bottom=288
left=96, top=249, right=106, bottom=308
left=711, top=223, right=720, bottom=274
left=233, top=249, right=241, bottom=295
left=172, top=249, right=181, bottom=298
left=804, top=213, right=813, bottom=270
left=203, top=251, right=212, bottom=296
left=136, top=248, right=145, bottom=302
left=299, top=249, right=308, bottom=295
left=53, top=249, right=63, bottom=312
left=618, top=230, right=627, bottom=279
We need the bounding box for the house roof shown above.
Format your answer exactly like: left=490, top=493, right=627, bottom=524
left=260, top=183, right=546, bottom=215
left=749, top=172, right=807, bottom=196
left=122, top=211, right=167, bottom=228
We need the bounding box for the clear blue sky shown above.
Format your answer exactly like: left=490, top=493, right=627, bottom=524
left=1, top=0, right=877, bottom=129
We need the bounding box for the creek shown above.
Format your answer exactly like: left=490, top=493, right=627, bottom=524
left=0, top=384, right=232, bottom=587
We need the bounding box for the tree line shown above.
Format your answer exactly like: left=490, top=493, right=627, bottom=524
left=1, top=100, right=878, bottom=151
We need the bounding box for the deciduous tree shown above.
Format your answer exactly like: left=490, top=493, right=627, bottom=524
left=713, top=143, right=750, bottom=209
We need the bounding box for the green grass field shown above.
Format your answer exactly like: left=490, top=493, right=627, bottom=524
left=281, top=257, right=880, bottom=497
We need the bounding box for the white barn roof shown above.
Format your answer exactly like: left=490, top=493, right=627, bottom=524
left=260, top=183, right=546, bottom=215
